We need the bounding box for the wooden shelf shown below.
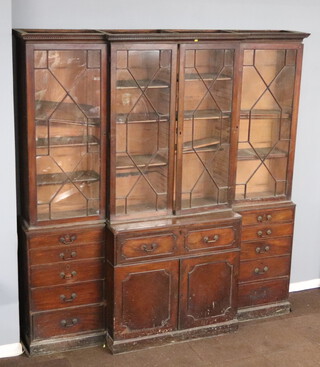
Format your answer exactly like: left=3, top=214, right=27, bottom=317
left=240, top=110, right=291, bottom=119
left=37, top=170, right=100, bottom=186
left=36, top=135, right=99, bottom=148
left=184, top=109, right=231, bottom=120
left=116, top=112, right=169, bottom=124
left=185, top=73, right=232, bottom=82
left=237, top=147, right=288, bottom=161
left=117, top=79, right=169, bottom=89
left=183, top=137, right=220, bottom=152
left=116, top=154, right=167, bottom=169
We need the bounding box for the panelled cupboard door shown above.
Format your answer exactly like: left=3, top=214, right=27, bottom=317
left=176, top=43, right=240, bottom=213
left=110, top=43, right=177, bottom=220
left=179, top=251, right=239, bottom=329
left=27, top=44, right=107, bottom=225
left=113, top=260, right=179, bottom=339
left=236, top=43, right=303, bottom=201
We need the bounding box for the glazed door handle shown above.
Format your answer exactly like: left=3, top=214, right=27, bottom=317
left=60, top=318, right=78, bottom=328
left=203, top=234, right=219, bottom=243
left=141, top=243, right=158, bottom=252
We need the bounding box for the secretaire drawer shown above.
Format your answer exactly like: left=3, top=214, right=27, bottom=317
left=240, top=207, right=295, bottom=227
left=241, top=223, right=293, bottom=242
left=239, top=256, right=291, bottom=283
left=184, top=226, right=237, bottom=253
left=31, top=280, right=104, bottom=312
left=29, top=242, right=104, bottom=266
left=32, top=305, right=104, bottom=339
left=240, top=237, right=292, bottom=261
left=28, top=227, right=104, bottom=249
left=118, top=233, right=177, bottom=263
left=30, top=259, right=104, bottom=287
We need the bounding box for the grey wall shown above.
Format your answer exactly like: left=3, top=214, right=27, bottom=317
left=0, top=0, right=20, bottom=346
left=1, top=0, right=318, bottom=348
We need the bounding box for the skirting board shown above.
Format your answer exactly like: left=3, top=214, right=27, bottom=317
left=289, top=278, right=320, bottom=292
left=0, top=343, right=23, bottom=358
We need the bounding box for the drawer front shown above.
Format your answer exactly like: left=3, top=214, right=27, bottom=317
left=29, top=227, right=104, bottom=249
left=31, top=280, right=104, bottom=312
left=240, top=237, right=292, bottom=261
left=32, top=305, right=104, bottom=339
left=118, top=233, right=177, bottom=263
left=239, top=256, right=291, bottom=283
left=238, top=278, right=289, bottom=308
left=185, top=226, right=237, bottom=253
left=241, top=223, right=294, bottom=242
left=30, top=259, right=104, bottom=287
left=30, top=243, right=104, bottom=266
left=240, top=207, right=294, bottom=226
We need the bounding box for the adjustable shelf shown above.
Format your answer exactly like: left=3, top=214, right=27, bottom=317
left=116, top=112, right=169, bottom=124
left=116, top=79, right=170, bottom=89
left=185, top=73, right=232, bottom=81
left=36, top=170, right=100, bottom=186
left=184, top=109, right=231, bottom=120
left=237, top=147, right=288, bottom=161
left=183, top=137, right=221, bottom=152
left=240, top=110, right=291, bottom=119
left=36, top=135, right=99, bottom=148
left=116, top=154, right=167, bottom=170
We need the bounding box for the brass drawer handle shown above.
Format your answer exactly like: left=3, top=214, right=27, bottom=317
left=60, top=293, right=77, bottom=302
left=257, top=230, right=272, bottom=237
left=203, top=234, right=219, bottom=243
left=254, top=266, right=269, bottom=275
left=60, top=318, right=78, bottom=328
left=257, top=214, right=272, bottom=223
left=141, top=243, right=158, bottom=252
left=257, top=215, right=263, bottom=222
left=59, top=251, right=77, bottom=260
left=60, top=271, right=77, bottom=279
left=267, top=214, right=272, bottom=221
left=256, top=245, right=270, bottom=254
left=59, top=234, right=77, bottom=245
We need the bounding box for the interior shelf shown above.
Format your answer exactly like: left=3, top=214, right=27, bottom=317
left=116, top=154, right=167, bottom=169
left=237, top=147, right=288, bottom=161
left=116, top=79, right=169, bottom=89
left=116, top=112, right=169, bottom=124
left=185, top=73, right=232, bottom=82
left=36, top=135, right=99, bottom=148
left=36, top=170, right=100, bottom=186
left=184, top=109, right=231, bottom=120
left=183, top=137, right=220, bottom=152
left=240, top=110, right=291, bottom=119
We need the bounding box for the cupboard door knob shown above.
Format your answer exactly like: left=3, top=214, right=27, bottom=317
left=59, top=251, right=77, bottom=260
left=266, top=229, right=272, bottom=235
left=60, top=293, right=77, bottom=302
left=257, top=215, right=263, bottom=222
left=203, top=235, right=219, bottom=243
left=267, top=214, right=272, bottom=221
left=59, top=234, right=77, bottom=245
left=60, top=318, right=78, bottom=328
left=141, top=243, right=158, bottom=252
left=254, top=266, right=269, bottom=274
left=60, top=271, right=77, bottom=279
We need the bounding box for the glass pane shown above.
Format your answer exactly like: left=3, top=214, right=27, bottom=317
left=181, top=48, right=234, bottom=209
left=34, top=49, right=101, bottom=221
left=236, top=49, right=296, bottom=200
left=114, top=49, right=172, bottom=216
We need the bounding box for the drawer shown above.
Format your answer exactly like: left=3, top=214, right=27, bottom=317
left=118, top=233, right=177, bottom=263
left=240, top=237, right=292, bottom=261
left=239, top=256, right=291, bottom=283
left=238, top=278, right=289, bottom=308
left=29, top=243, right=104, bottom=266
left=32, top=305, right=104, bottom=340
left=31, top=280, right=104, bottom=312
left=240, top=207, right=294, bottom=227
left=185, top=226, right=237, bottom=253
left=30, top=259, right=104, bottom=287
left=29, top=227, right=104, bottom=249
left=241, top=223, right=293, bottom=242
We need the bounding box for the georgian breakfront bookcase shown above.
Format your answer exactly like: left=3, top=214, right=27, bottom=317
left=13, top=29, right=309, bottom=354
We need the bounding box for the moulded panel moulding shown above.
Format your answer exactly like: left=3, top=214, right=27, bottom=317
left=0, top=342, right=23, bottom=358
left=289, top=278, right=320, bottom=292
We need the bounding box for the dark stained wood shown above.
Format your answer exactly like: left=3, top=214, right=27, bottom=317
left=239, top=206, right=295, bottom=226
left=240, top=237, right=292, bottom=260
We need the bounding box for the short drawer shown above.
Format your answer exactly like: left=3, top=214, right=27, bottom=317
left=240, top=207, right=294, bottom=226
left=29, top=243, right=104, bottom=266
left=241, top=223, right=293, bottom=242
left=238, top=278, right=289, bottom=308
left=29, top=227, right=104, bottom=249
left=118, top=233, right=177, bottom=263
left=32, top=305, right=104, bottom=340
left=239, top=256, right=291, bottom=283
left=184, top=226, right=237, bottom=253
left=240, top=237, right=292, bottom=261
left=30, top=259, right=104, bottom=287
left=31, top=280, right=104, bottom=312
